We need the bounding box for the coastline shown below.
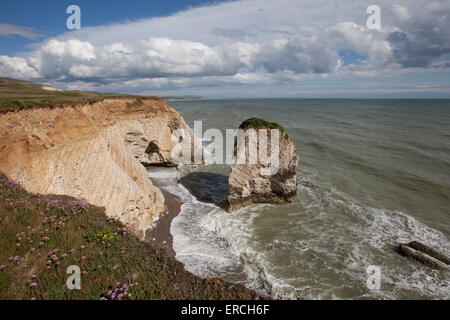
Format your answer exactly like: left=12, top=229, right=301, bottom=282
left=143, top=170, right=271, bottom=299
left=145, top=188, right=182, bottom=257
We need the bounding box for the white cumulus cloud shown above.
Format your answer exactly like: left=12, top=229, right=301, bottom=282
left=0, top=0, right=449, bottom=96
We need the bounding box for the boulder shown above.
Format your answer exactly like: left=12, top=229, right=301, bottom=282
left=222, top=118, right=299, bottom=212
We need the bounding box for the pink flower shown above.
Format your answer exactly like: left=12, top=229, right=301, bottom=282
left=30, top=282, right=37, bottom=287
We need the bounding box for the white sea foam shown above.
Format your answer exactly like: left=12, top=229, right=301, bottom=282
left=148, top=165, right=450, bottom=300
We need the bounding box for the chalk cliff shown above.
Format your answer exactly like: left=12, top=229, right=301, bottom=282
left=0, top=97, right=195, bottom=239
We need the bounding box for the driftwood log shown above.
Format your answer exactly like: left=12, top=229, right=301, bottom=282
left=398, top=241, right=449, bottom=270
left=409, top=241, right=450, bottom=264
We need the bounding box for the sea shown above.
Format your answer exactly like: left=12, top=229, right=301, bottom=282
left=147, top=99, right=450, bottom=299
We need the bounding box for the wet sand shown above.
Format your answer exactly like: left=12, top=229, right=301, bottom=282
left=145, top=188, right=182, bottom=256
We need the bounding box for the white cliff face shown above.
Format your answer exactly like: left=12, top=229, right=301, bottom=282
left=0, top=98, right=195, bottom=239
left=223, top=120, right=299, bottom=212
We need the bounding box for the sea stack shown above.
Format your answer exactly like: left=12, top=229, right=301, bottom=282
left=222, top=118, right=299, bottom=212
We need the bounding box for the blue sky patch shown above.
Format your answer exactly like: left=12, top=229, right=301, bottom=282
left=338, top=50, right=368, bottom=66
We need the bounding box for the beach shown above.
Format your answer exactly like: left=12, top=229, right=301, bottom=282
left=145, top=166, right=185, bottom=257
left=145, top=188, right=182, bottom=256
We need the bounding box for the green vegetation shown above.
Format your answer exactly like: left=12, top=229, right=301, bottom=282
left=125, top=97, right=144, bottom=108
left=0, top=78, right=159, bottom=114
left=0, top=174, right=261, bottom=300
left=239, top=117, right=288, bottom=138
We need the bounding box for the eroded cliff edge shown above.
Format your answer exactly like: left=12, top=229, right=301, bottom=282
left=0, top=97, right=193, bottom=239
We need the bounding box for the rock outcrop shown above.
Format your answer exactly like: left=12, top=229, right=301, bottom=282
left=0, top=97, right=196, bottom=239
left=222, top=118, right=299, bottom=212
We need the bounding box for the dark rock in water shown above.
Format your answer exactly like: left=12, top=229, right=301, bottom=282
left=408, top=241, right=450, bottom=265
left=180, top=172, right=229, bottom=206
left=398, top=243, right=448, bottom=270
left=222, top=118, right=298, bottom=212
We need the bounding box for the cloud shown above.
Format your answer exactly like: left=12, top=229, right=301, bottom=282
left=0, top=56, right=39, bottom=78
left=392, top=5, right=410, bottom=21
left=0, top=23, right=41, bottom=39
left=0, top=0, right=449, bottom=96
left=386, top=2, right=450, bottom=68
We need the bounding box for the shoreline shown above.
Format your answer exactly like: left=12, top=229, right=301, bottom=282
left=143, top=166, right=270, bottom=300
left=145, top=188, right=182, bottom=257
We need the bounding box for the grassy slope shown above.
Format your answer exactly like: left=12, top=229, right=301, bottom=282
left=0, top=174, right=262, bottom=300
left=0, top=78, right=157, bottom=113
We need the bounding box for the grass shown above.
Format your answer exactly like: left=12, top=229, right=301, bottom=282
left=0, top=78, right=160, bottom=114
left=239, top=118, right=288, bottom=138
left=0, top=174, right=263, bottom=300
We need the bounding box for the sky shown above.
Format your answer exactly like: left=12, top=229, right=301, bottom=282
left=1, top=0, right=450, bottom=98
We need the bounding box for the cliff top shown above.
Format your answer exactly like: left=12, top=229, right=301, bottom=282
left=0, top=77, right=160, bottom=114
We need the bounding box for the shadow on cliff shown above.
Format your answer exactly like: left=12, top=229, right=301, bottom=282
left=179, top=172, right=229, bottom=207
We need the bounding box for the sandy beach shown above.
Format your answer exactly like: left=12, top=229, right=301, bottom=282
left=145, top=185, right=182, bottom=256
